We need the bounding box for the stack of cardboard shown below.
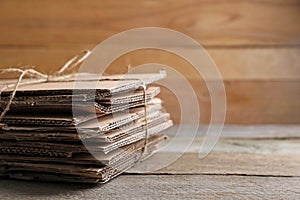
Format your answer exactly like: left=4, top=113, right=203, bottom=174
left=0, top=72, right=172, bottom=183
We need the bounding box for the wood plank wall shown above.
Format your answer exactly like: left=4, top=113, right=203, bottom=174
left=0, top=0, right=299, bottom=124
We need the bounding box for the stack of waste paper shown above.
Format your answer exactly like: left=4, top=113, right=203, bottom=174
left=0, top=71, right=172, bottom=183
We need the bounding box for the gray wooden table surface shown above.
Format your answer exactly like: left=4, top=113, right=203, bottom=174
left=0, top=125, right=299, bottom=199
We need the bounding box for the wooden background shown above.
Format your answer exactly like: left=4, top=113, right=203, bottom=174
left=0, top=0, right=299, bottom=124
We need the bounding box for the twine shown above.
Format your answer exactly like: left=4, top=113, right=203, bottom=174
left=0, top=50, right=92, bottom=121
left=135, top=83, right=149, bottom=163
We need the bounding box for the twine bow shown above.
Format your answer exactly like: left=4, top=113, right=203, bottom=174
left=0, top=50, right=92, bottom=121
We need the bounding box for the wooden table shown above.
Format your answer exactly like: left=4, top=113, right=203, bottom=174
left=0, top=125, right=299, bottom=199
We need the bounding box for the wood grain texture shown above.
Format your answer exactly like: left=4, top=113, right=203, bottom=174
left=0, top=175, right=299, bottom=199
left=1, top=47, right=300, bottom=80
left=0, top=0, right=299, bottom=46
left=159, top=79, right=300, bottom=124
left=155, top=135, right=300, bottom=153
left=197, top=125, right=300, bottom=138
left=128, top=152, right=300, bottom=177
left=128, top=137, right=300, bottom=176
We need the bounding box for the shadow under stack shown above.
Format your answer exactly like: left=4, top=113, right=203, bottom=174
left=0, top=72, right=173, bottom=183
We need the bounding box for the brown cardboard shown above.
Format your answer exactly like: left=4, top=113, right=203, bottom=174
left=0, top=72, right=173, bottom=183
left=0, top=135, right=165, bottom=183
